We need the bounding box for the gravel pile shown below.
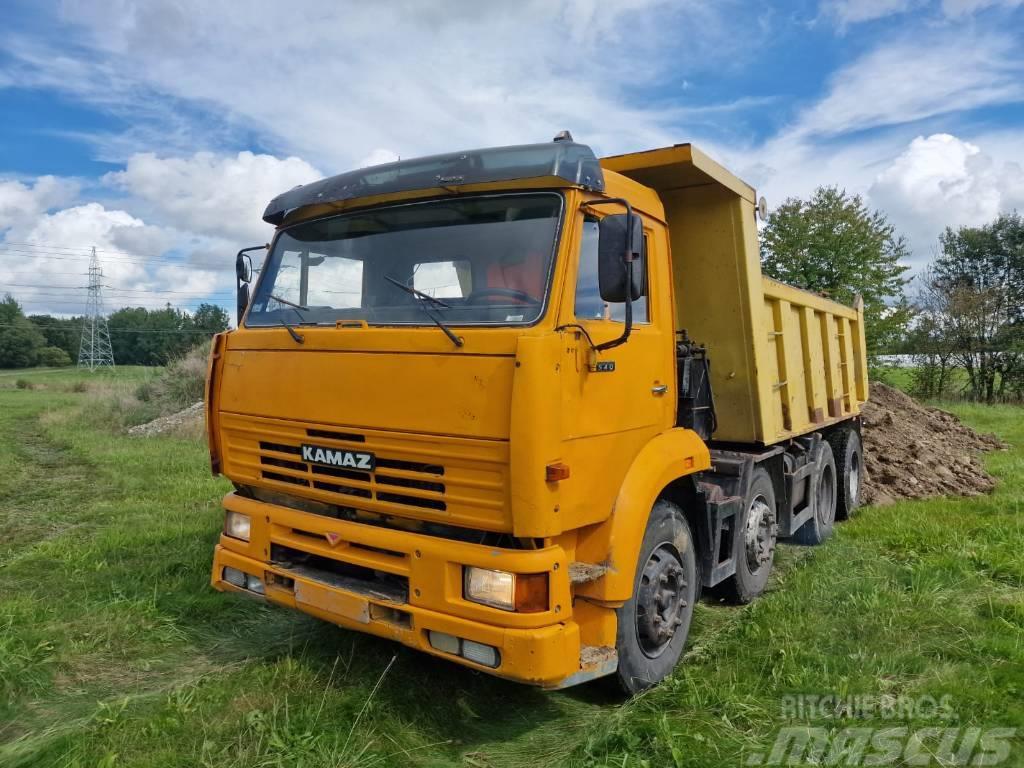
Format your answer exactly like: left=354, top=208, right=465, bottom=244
left=127, top=401, right=205, bottom=437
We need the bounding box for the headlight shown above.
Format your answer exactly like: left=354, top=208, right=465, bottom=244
left=463, top=567, right=548, bottom=612
left=224, top=511, right=251, bottom=541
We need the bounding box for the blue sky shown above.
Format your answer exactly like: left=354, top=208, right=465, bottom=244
left=2, top=0, right=1023, bottom=316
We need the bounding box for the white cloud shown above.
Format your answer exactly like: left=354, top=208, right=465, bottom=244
left=869, top=133, right=1024, bottom=261
left=357, top=149, right=401, bottom=169
left=789, top=31, right=1024, bottom=140
left=940, top=0, right=1023, bottom=15
left=103, top=150, right=322, bottom=242
left=7, top=0, right=768, bottom=168
left=0, top=176, right=80, bottom=230
left=3, top=0, right=1022, bottom=303
left=822, top=0, right=922, bottom=26
left=1, top=202, right=222, bottom=315
left=821, top=0, right=1022, bottom=23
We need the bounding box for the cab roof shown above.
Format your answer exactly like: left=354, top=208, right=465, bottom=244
left=263, top=139, right=605, bottom=226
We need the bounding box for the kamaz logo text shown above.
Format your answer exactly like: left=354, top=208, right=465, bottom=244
left=301, top=444, right=375, bottom=471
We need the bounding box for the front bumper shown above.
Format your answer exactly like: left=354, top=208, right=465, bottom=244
left=210, top=492, right=604, bottom=687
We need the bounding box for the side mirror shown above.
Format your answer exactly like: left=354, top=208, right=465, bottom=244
left=598, top=213, right=644, bottom=303
left=236, top=252, right=253, bottom=283
left=234, top=245, right=266, bottom=325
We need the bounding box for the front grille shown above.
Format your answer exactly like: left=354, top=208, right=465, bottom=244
left=221, top=412, right=510, bottom=531
left=256, top=433, right=447, bottom=512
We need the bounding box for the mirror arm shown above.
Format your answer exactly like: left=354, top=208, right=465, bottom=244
left=582, top=198, right=634, bottom=352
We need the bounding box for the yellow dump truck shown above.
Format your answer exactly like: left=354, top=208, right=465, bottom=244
left=207, top=134, right=868, bottom=693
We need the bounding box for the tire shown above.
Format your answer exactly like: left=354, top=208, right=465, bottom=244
left=614, top=500, right=697, bottom=695
left=793, top=441, right=837, bottom=546
left=722, top=466, right=778, bottom=604
left=829, top=427, right=863, bottom=521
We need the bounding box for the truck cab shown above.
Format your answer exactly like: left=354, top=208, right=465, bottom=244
left=208, top=134, right=867, bottom=692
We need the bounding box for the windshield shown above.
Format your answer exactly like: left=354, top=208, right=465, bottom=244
left=246, top=193, right=563, bottom=328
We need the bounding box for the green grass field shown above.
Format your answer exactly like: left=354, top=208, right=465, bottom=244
left=1, top=367, right=1022, bottom=767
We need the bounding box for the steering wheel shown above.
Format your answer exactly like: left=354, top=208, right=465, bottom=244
left=465, top=287, right=539, bottom=305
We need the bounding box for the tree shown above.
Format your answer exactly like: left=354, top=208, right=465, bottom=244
left=28, top=314, right=83, bottom=362
left=760, top=187, right=911, bottom=355
left=36, top=346, right=72, bottom=367
left=106, top=303, right=230, bottom=365
left=190, top=303, right=230, bottom=333
left=924, top=213, right=1024, bottom=403
left=0, top=294, right=46, bottom=368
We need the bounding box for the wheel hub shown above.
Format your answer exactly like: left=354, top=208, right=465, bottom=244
left=744, top=496, right=775, bottom=573
left=636, top=544, right=688, bottom=657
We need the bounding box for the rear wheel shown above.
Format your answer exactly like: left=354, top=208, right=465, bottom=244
left=829, top=427, right=863, bottom=521
left=793, top=441, right=837, bottom=545
left=722, top=466, right=778, bottom=604
left=614, top=500, right=697, bottom=694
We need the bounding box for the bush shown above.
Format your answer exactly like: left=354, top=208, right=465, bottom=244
left=15, top=379, right=34, bottom=390
left=136, top=343, right=208, bottom=414
left=152, top=344, right=208, bottom=410
left=36, top=346, right=72, bottom=367
left=80, top=342, right=210, bottom=434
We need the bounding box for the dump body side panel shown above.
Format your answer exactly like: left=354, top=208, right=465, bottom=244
left=760, top=279, right=868, bottom=441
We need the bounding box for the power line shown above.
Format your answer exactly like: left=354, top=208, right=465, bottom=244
left=7, top=284, right=236, bottom=297
left=1, top=322, right=222, bottom=334
left=0, top=248, right=196, bottom=266
left=4, top=240, right=266, bottom=261
left=2, top=241, right=195, bottom=261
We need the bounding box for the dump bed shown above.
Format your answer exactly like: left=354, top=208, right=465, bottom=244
left=601, top=145, right=868, bottom=445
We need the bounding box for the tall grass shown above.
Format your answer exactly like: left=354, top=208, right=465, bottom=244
left=77, top=344, right=209, bottom=431
left=135, top=344, right=208, bottom=414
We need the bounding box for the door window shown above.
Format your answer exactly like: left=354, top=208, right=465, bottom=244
left=574, top=217, right=649, bottom=323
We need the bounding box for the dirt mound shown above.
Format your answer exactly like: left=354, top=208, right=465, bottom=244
left=127, top=401, right=205, bottom=437
left=861, top=382, right=1005, bottom=506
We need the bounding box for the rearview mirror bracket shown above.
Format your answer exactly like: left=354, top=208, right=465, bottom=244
left=582, top=198, right=641, bottom=352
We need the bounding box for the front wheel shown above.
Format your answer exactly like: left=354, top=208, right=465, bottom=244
left=614, top=500, right=697, bottom=695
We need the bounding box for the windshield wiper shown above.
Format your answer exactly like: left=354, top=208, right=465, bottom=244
left=269, top=295, right=307, bottom=344
left=278, top=317, right=304, bottom=344
left=384, top=275, right=463, bottom=347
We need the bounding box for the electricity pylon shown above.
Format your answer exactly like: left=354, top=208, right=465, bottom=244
left=77, top=246, right=115, bottom=370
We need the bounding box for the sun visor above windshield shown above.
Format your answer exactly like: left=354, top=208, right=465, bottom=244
left=262, top=141, right=605, bottom=226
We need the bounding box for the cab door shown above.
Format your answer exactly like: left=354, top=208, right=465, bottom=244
left=556, top=208, right=675, bottom=529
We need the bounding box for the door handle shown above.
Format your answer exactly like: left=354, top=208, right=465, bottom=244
left=651, top=384, right=669, bottom=395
